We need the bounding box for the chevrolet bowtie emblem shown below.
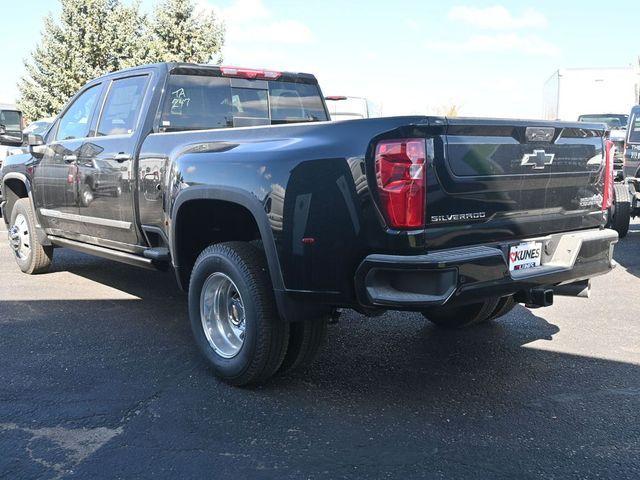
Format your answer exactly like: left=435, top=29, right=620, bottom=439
left=521, top=150, right=555, bottom=169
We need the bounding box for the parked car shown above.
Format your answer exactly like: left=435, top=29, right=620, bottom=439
left=0, top=104, right=23, bottom=167
left=1, top=63, right=618, bottom=385
left=623, top=105, right=640, bottom=177
left=578, top=113, right=628, bottom=179
left=577, top=113, right=628, bottom=128
left=325, top=95, right=380, bottom=120
left=23, top=118, right=54, bottom=137
left=605, top=105, right=640, bottom=237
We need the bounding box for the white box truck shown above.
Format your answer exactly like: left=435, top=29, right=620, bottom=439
left=543, top=67, right=639, bottom=121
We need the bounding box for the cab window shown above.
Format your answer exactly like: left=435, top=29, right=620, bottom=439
left=97, top=75, right=148, bottom=136
left=56, top=85, right=102, bottom=141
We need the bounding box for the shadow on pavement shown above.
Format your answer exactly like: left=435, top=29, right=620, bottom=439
left=613, top=222, right=640, bottom=278
left=1, top=248, right=638, bottom=479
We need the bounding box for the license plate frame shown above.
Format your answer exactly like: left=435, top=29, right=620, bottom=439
left=508, top=241, right=543, bottom=272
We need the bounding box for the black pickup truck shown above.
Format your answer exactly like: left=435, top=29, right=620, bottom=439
left=1, top=63, right=618, bottom=385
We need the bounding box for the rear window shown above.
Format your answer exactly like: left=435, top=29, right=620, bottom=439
left=629, top=111, right=640, bottom=143
left=0, top=110, right=22, bottom=131
left=160, top=74, right=328, bottom=132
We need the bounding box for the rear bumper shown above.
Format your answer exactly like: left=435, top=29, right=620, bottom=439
left=355, top=228, right=618, bottom=310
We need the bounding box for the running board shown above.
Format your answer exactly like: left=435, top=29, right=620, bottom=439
left=48, top=236, right=158, bottom=270
left=143, top=247, right=170, bottom=262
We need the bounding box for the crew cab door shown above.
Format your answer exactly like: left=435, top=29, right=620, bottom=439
left=32, top=83, right=104, bottom=236
left=76, top=74, right=150, bottom=247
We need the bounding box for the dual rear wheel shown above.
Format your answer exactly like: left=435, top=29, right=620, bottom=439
left=189, top=242, right=327, bottom=386
left=189, top=241, right=516, bottom=384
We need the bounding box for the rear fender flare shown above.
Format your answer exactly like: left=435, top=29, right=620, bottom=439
left=170, top=185, right=285, bottom=294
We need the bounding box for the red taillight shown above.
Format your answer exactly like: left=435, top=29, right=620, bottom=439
left=375, top=138, right=426, bottom=229
left=220, top=66, right=281, bottom=80
left=603, top=139, right=614, bottom=210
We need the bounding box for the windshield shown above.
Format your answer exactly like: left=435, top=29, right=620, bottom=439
left=578, top=114, right=629, bottom=129
left=0, top=110, right=22, bottom=131
left=161, top=74, right=328, bottom=132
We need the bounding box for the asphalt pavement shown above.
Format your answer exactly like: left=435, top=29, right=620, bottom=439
left=0, top=222, right=639, bottom=479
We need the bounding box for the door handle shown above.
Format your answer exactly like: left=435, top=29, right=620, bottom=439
left=63, top=154, right=77, bottom=163
left=114, top=153, right=131, bottom=163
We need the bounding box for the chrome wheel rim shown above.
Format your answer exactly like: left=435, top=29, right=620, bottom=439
left=200, top=272, right=246, bottom=358
left=82, top=189, right=93, bottom=206
left=9, top=214, right=30, bottom=260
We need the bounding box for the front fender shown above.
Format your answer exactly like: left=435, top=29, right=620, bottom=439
left=0, top=172, right=50, bottom=246
left=1, top=172, right=32, bottom=221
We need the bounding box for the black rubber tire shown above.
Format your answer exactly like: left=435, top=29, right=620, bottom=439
left=10, top=198, right=53, bottom=274
left=487, top=295, right=517, bottom=321
left=610, top=184, right=631, bottom=238
left=277, top=317, right=328, bottom=375
left=422, top=297, right=501, bottom=329
left=188, top=242, right=289, bottom=386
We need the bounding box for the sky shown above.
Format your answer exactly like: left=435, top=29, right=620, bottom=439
left=1, top=0, right=639, bottom=118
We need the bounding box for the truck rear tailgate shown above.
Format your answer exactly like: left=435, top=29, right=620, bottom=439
left=425, top=119, right=606, bottom=249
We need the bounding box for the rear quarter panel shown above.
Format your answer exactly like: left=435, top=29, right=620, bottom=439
left=137, top=116, right=433, bottom=301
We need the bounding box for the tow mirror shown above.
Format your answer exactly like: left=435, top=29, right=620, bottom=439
left=27, top=133, right=46, bottom=159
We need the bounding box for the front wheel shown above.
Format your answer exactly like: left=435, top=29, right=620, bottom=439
left=8, top=198, right=53, bottom=274
left=188, top=242, right=289, bottom=386
left=80, top=185, right=94, bottom=207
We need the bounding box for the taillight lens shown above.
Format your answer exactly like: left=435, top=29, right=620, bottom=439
left=602, top=139, right=614, bottom=210
left=375, top=138, right=426, bottom=229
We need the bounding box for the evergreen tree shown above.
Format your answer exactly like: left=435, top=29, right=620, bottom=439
left=18, top=0, right=224, bottom=121
left=149, top=0, right=225, bottom=64
left=18, top=0, right=147, bottom=120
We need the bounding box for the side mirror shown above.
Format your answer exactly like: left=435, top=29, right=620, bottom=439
left=0, top=124, right=6, bottom=136
left=27, top=133, right=46, bottom=159
left=27, top=133, right=45, bottom=147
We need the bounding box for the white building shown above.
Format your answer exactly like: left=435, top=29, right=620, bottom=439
left=543, top=65, right=640, bottom=121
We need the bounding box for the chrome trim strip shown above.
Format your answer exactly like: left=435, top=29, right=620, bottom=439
left=39, top=208, right=131, bottom=230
